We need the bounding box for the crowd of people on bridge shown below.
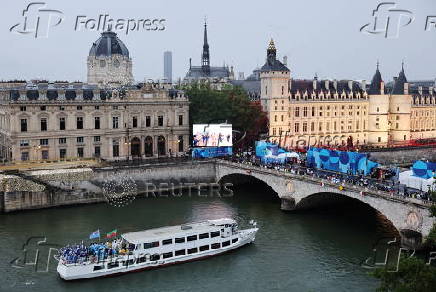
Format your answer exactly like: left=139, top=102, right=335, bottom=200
left=225, top=150, right=434, bottom=204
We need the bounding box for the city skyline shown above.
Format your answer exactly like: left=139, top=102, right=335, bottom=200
left=0, top=0, right=435, bottom=82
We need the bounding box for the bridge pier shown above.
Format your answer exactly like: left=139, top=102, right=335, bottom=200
left=280, top=196, right=296, bottom=211
left=400, top=230, right=424, bottom=250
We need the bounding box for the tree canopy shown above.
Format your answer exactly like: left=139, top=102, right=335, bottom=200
left=185, top=83, right=267, bottom=149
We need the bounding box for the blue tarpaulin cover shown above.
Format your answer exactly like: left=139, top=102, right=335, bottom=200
left=412, top=160, right=436, bottom=179
left=306, top=147, right=378, bottom=175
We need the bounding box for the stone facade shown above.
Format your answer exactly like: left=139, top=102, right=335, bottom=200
left=261, top=41, right=436, bottom=147
left=0, top=83, right=189, bottom=162
left=0, top=31, right=189, bottom=163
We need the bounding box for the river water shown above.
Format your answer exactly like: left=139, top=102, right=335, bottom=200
left=0, top=183, right=398, bottom=292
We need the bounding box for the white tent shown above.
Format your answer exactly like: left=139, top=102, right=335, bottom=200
left=278, top=152, right=300, bottom=159
left=399, top=170, right=435, bottom=191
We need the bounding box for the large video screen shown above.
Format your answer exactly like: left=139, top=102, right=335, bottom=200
left=193, top=124, right=232, bottom=147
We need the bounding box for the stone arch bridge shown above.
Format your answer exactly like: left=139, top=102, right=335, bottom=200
left=216, top=160, right=434, bottom=245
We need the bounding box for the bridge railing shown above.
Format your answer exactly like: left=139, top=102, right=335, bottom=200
left=216, top=159, right=432, bottom=208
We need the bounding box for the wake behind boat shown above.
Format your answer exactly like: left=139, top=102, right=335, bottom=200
left=57, top=218, right=258, bottom=280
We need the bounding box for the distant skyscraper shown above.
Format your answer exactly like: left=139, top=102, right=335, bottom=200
left=164, top=51, right=172, bottom=83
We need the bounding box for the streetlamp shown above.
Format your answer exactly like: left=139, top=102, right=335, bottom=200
left=124, top=141, right=131, bottom=162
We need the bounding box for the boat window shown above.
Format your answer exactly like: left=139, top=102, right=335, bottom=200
left=137, top=256, right=146, bottom=264
left=211, top=243, right=220, bottom=249
left=232, top=238, right=238, bottom=244
left=162, top=239, right=173, bottom=245
left=123, top=259, right=135, bottom=266
left=175, top=249, right=186, bottom=256
left=187, top=235, right=197, bottom=242
left=210, top=231, right=220, bottom=238
left=107, top=262, right=119, bottom=269
left=199, top=245, right=210, bottom=252
left=175, top=237, right=185, bottom=243
left=187, top=248, right=198, bottom=254
left=93, top=265, right=104, bottom=271
left=199, top=233, right=209, bottom=239
left=144, top=241, right=159, bottom=249
left=150, top=254, right=160, bottom=261
left=222, top=241, right=230, bottom=247
left=163, top=252, right=173, bottom=259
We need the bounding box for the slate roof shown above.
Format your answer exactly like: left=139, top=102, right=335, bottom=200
left=368, top=68, right=383, bottom=95
left=89, top=31, right=130, bottom=58
left=391, top=67, right=408, bottom=94
left=186, top=66, right=231, bottom=79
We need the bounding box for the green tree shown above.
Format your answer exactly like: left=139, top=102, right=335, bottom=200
left=185, top=83, right=267, bottom=149
left=373, top=256, right=436, bottom=292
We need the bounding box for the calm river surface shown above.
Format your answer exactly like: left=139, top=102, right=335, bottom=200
left=0, top=183, right=398, bottom=292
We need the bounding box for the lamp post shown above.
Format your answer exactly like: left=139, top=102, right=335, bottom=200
left=124, top=141, right=131, bottom=162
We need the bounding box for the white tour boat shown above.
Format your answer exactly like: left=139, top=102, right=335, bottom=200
left=57, top=218, right=258, bottom=280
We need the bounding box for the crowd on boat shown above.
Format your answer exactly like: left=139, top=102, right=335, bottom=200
left=58, top=239, right=133, bottom=264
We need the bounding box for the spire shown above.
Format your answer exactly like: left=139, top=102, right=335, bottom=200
left=260, top=38, right=290, bottom=72
left=392, top=62, right=408, bottom=94
left=266, top=38, right=277, bottom=64
left=203, top=18, right=208, bottom=47
left=202, top=20, right=210, bottom=75
left=368, top=61, right=383, bottom=95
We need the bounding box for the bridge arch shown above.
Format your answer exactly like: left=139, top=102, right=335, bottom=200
left=218, top=173, right=281, bottom=198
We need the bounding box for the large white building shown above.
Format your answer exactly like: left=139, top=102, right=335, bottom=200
left=261, top=40, right=436, bottom=148
left=0, top=31, right=189, bottom=163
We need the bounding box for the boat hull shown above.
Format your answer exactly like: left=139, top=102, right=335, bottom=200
left=57, top=228, right=258, bottom=280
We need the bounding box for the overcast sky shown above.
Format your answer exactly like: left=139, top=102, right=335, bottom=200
left=0, top=0, right=435, bottom=83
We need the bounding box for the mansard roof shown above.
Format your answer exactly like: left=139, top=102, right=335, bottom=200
left=186, top=66, right=231, bottom=79
left=260, top=59, right=289, bottom=72
left=290, top=79, right=364, bottom=94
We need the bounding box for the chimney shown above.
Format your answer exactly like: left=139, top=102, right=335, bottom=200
left=361, top=80, right=366, bottom=90
left=404, top=82, right=409, bottom=95
left=283, top=56, right=288, bottom=66
left=380, top=81, right=385, bottom=94
left=348, top=80, right=353, bottom=91
left=333, top=79, right=338, bottom=91
left=313, top=79, right=317, bottom=90
left=325, top=80, right=329, bottom=90
left=418, top=86, right=423, bottom=95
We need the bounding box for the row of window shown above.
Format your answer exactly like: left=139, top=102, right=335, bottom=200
left=20, top=136, right=101, bottom=147
left=143, top=231, right=221, bottom=249
left=19, top=105, right=131, bottom=112
left=101, top=239, right=239, bottom=271
left=19, top=115, right=184, bottom=132
left=271, top=120, right=367, bottom=136
left=20, top=146, right=99, bottom=160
